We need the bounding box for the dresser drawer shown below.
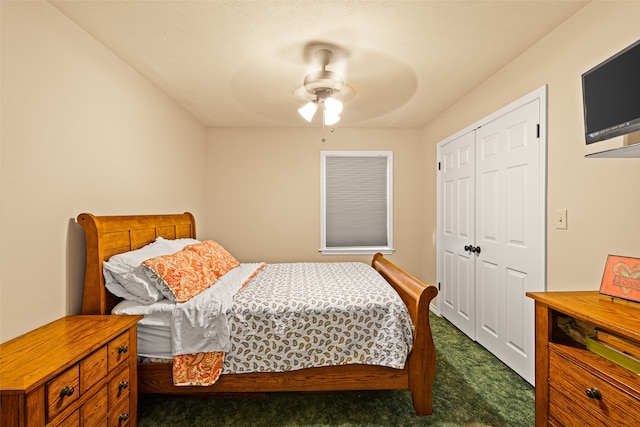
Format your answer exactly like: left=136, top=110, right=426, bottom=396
left=109, top=396, right=131, bottom=427
left=108, top=331, right=131, bottom=372
left=109, top=366, right=130, bottom=408
left=81, top=346, right=108, bottom=393
left=549, top=385, right=610, bottom=426
left=56, top=409, right=80, bottom=427
left=549, top=348, right=640, bottom=425
left=82, top=385, right=108, bottom=426
left=46, top=365, right=79, bottom=422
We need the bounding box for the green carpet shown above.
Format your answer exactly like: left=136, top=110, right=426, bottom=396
left=138, top=313, right=535, bottom=426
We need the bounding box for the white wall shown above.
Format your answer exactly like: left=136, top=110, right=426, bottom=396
left=1, top=1, right=207, bottom=341
left=204, top=128, right=425, bottom=275
left=421, top=1, right=640, bottom=292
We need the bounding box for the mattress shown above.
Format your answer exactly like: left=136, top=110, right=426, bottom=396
left=113, top=261, right=414, bottom=373
left=116, top=300, right=173, bottom=359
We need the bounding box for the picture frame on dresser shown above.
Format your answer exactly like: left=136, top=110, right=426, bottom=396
left=599, top=255, right=640, bottom=302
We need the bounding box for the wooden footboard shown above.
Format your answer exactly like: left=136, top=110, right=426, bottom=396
left=372, top=253, right=438, bottom=415
left=77, top=212, right=438, bottom=415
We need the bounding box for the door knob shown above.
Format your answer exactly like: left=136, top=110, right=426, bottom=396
left=464, top=245, right=481, bottom=254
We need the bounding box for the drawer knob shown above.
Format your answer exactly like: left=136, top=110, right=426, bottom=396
left=59, top=385, right=75, bottom=398
left=118, top=345, right=129, bottom=354
left=119, top=413, right=129, bottom=422
left=585, top=387, right=602, bottom=400
left=118, top=381, right=129, bottom=391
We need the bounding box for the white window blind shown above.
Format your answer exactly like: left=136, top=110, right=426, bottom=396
left=320, top=151, right=394, bottom=255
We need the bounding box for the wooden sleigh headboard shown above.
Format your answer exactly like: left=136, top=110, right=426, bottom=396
left=77, top=212, right=197, bottom=315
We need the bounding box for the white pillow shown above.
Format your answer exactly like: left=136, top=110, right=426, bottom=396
left=156, top=236, right=201, bottom=252
left=103, top=237, right=200, bottom=304
left=104, top=269, right=141, bottom=302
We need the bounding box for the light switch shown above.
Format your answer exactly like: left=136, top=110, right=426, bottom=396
left=556, top=209, right=567, bottom=230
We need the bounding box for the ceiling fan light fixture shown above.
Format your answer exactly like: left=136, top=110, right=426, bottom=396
left=297, top=48, right=347, bottom=128
left=324, top=97, right=343, bottom=115
left=298, top=101, right=318, bottom=122
left=323, top=111, right=341, bottom=126
left=303, top=70, right=344, bottom=94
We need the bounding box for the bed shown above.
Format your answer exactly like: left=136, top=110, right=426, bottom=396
left=77, top=212, right=438, bottom=415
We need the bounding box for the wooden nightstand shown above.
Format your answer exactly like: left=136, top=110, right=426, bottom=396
left=527, top=291, right=640, bottom=426
left=0, top=315, right=142, bottom=427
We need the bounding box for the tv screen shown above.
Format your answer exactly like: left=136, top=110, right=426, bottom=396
left=582, top=39, right=640, bottom=144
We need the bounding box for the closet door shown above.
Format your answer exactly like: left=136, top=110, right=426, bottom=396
left=436, top=87, right=546, bottom=385
left=474, top=98, right=541, bottom=385
left=438, top=131, right=476, bottom=339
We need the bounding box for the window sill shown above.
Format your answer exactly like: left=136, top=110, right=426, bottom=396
left=319, top=247, right=395, bottom=256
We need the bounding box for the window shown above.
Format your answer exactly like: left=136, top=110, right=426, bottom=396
left=320, top=151, right=394, bottom=255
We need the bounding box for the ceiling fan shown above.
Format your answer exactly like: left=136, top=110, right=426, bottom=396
left=297, top=48, right=346, bottom=126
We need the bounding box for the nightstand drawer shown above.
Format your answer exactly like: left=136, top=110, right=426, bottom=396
left=549, top=348, right=640, bottom=425
left=109, top=395, right=131, bottom=427
left=46, top=365, right=79, bottom=422
left=81, top=346, right=108, bottom=393
left=82, top=385, right=108, bottom=426
left=56, top=409, right=80, bottom=427
left=0, top=316, right=141, bottom=427
left=109, top=366, right=130, bottom=408
left=108, top=331, right=131, bottom=372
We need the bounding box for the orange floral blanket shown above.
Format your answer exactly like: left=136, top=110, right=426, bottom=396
left=173, top=351, right=226, bottom=385
left=171, top=263, right=266, bottom=386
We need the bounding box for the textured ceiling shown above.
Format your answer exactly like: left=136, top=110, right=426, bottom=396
left=50, top=0, right=588, bottom=128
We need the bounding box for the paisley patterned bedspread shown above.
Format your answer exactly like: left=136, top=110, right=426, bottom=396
left=221, top=262, right=414, bottom=373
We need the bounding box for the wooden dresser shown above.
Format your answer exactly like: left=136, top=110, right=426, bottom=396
left=527, top=291, right=640, bottom=426
left=0, top=315, right=142, bottom=427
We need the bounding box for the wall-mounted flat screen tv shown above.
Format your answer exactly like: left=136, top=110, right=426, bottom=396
left=582, top=39, right=640, bottom=144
